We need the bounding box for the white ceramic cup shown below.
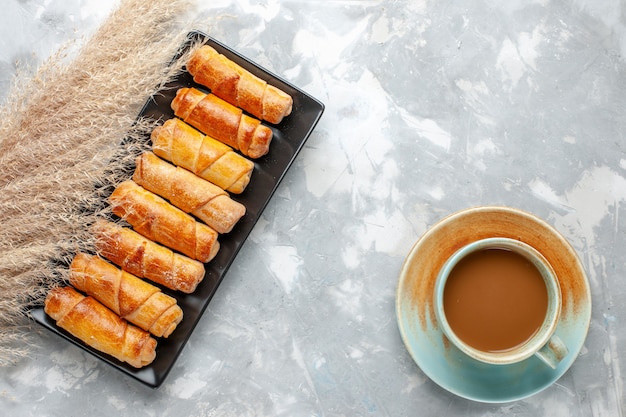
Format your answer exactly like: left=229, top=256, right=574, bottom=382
left=434, top=237, right=568, bottom=368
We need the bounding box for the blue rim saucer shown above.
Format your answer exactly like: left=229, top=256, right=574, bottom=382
left=396, top=206, right=591, bottom=403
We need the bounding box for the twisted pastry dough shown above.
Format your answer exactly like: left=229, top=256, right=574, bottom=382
left=44, top=286, right=157, bottom=368
left=151, top=118, right=253, bottom=194
left=171, top=87, right=273, bottom=159
left=92, top=220, right=205, bottom=294
left=69, top=253, right=183, bottom=338
left=109, top=180, right=220, bottom=263
left=133, top=152, right=246, bottom=234
left=187, top=45, right=293, bottom=124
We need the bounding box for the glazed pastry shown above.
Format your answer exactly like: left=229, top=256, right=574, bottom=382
left=187, top=45, right=293, bottom=124
left=69, top=252, right=183, bottom=338
left=171, top=87, right=273, bottom=159
left=109, top=180, right=220, bottom=263
left=133, top=152, right=246, bottom=234
left=151, top=118, right=254, bottom=194
left=44, top=286, right=157, bottom=368
left=133, top=152, right=246, bottom=233
left=92, top=219, right=205, bottom=294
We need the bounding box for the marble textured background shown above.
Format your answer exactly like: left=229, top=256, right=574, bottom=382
left=1, top=0, right=625, bottom=415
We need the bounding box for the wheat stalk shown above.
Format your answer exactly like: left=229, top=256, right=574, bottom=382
left=0, top=0, right=195, bottom=364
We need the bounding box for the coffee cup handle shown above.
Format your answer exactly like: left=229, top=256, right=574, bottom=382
left=534, top=335, right=568, bottom=369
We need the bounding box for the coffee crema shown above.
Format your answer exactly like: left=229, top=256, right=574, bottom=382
left=442, top=248, right=548, bottom=353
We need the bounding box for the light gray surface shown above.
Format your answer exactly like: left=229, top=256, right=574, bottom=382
left=1, top=0, right=625, bottom=415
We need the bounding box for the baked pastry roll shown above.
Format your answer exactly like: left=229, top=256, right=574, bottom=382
left=133, top=152, right=246, bottom=234
left=69, top=253, right=183, bottom=338
left=44, top=286, right=157, bottom=368
left=187, top=45, right=293, bottom=124
left=171, top=87, right=273, bottom=159
left=151, top=118, right=253, bottom=194
left=92, top=220, right=205, bottom=294
left=109, top=180, right=220, bottom=263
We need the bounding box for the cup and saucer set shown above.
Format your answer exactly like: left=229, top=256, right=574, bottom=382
left=396, top=206, right=592, bottom=403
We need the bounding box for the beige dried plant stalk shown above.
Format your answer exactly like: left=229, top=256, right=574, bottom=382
left=0, top=0, right=197, bottom=364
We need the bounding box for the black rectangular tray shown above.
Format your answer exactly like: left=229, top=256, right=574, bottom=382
left=31, top=31, right=324, bottom=388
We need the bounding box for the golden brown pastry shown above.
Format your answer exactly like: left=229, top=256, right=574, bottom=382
left=171, top=87, right=273, bottom=159
left=44, top=286, right=157, bottom=368
left=151, top=118, right=254, bottom=194
left=69, top=252, right=183, bottom=338
left=92, top=219, right=205, bottom=294
left=133, top=152, right=246, bottom=234
left=109, top=180, right=220, bottom=263
left=187, top=45, right=293, bottom=124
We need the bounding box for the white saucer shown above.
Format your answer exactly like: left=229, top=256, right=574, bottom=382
left=396, top=206, right=591, bottom=403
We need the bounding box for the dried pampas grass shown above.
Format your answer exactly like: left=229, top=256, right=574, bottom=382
left=0, top=0, right=197, bottom=364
